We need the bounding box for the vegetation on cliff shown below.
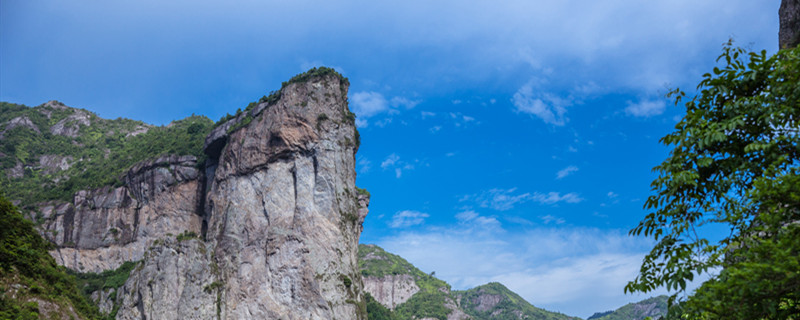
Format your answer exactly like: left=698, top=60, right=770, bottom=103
left=0, top=101, right=213, bottom=206
left=214, top=66, right=352, bottom=127
left=0, top=193, right=101, bottom=319
left=627, top=44, right=800, bottom=319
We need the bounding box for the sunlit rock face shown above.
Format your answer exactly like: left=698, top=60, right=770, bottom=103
left=363, top=274, right=420, bottom=310
left=114, top=72, right=367, bottom=320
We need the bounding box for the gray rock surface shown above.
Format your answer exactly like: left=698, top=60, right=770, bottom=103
left=50, top=108, right=91, bottom=137
left=115, top=239, right=219, bottom=320
left=201, top=73, right=364, bottom=319
left=1, top=115, right=41, bottom=138
left=781, top=0, right=800, bottom=48
left=91, top=288, right=116, bottom=314
left=36, top=71, right=366, bottom=319
left=39, top=154, right=74, bottom=175
left=363, top=275, right=420, bottom=310
left=37, top=155, right=202, bottom=272
left=6, top=161, right=23, bottom=179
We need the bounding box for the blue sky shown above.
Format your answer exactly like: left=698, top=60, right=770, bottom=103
left=0, top=1, right=781, bottom=317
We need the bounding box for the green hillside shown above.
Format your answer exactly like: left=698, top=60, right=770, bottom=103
left=590, top=296, right=668, bottom=320
left=457, top=282, right=579, bottom=320
left=359, top=244, right=580, bottom=320
left=0, top=101, right=213, bottom=206
left=0, top=193, right=101, bottom=319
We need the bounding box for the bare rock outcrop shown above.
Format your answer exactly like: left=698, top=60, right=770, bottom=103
left=363, top=274, right=420, bottom=310
left=1, top=116, right=41, bottom=138
left=200, top=72, right=363, bottom=319
left=116, top=239, right=219, bottom=319
left=115, top=70, right=366, bottom=320
left=38, top=154, right=74, bottom=175
left=6, top=161, right=23, bottom=179
left=36, top=155, right=203, bottom=272
left=50, top=108, right=91, bottom=137
left=32, top=70, right=366, bottom=319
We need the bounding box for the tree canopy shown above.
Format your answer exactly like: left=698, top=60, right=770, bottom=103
left=626, top=43, right=800, bottom=319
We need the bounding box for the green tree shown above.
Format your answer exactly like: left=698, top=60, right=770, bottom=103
left=626, top=43, right=800, bottom=319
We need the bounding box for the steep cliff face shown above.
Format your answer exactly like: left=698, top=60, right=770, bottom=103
left=205, top=72, right=363, bottom=319
left=363, top=274, right=419, bottom=310
left=36, top=155, right=203, bottom=273
left=113, top=69, right=367, bottom=319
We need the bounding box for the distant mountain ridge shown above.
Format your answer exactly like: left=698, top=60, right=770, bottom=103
left=360, top=244, right=579, bottom=320
left=588, top=296, right=667, bottom=320
left=360, top=244, right=669, bottom=320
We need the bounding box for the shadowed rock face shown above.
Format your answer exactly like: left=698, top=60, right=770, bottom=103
left=780, top=0, right=800, bottom=48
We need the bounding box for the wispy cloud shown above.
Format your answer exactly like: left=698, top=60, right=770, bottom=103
left=381, top=153, right=400, bottom=169
left=357, top=157, right=371, bottom=174
left=380, top=153, right=425, bottom=178
left=461, top=188, right=584, bottom=211
left=556, top=165, right=579, bottom=179
left=540, top=214, right=566, bottom=224
left=455, top=210, right=502, bottom=230
left=512, top=82, right=570, bottom=126
left=624, top=99, right=666, bottom=117
left=350, top=91, right=421, bottom=127
left=389, top=210, right=429, bottom=228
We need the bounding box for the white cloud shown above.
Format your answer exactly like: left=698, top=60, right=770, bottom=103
left=455, top=210, right=479, bottom=221
left=381, top=153, right=424, bottom=178
left=462, top=188, right=584, bottom=211
left=556, top=165, right=579, bottom=179
left=358, top=157, right=371, bottom=174
left=531, top=192, right=583, bottom=204
left=349, top=91, right=421, bottom=127
left=512, top=81, right=570, bottom=126
left=421, top=111, right=436, bottom=119
left=381, top=153, right=400, bottom=169
left=607, top=191, right=618, bottom=198
left=540, top=214, right=566, bottom=224
left=389, top=210, right=429, bottom=228
left=391, top=96, right=420, bottom=109
left=350, top=91, right=388, bottom=118
left=447, top=112, right=478, bottom=127
left=625, top=99, right=666, bottom=117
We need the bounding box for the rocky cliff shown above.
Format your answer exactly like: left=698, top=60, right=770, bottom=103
left=2, top=68, right=368, bottom=319
left=116, top=69, right=366, bottom=319
left=38, top=155, right=203, bottom=273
